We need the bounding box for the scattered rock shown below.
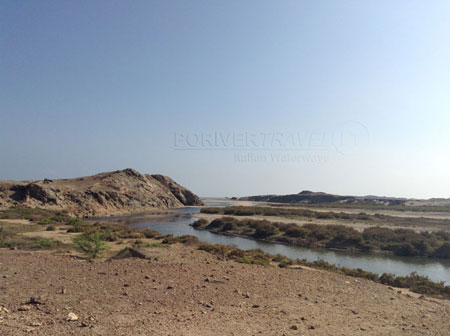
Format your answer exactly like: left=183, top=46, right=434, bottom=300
left=290, top=325, right=298, bottom=330
left=67, top=312, right=78, bottom=321
left=18, top=305, right=32, bottom=311
left=27, top=296, right=45, bottom=305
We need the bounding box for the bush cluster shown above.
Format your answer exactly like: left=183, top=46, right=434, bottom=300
left=201, top=206, right=377, bottom=221
left=67, top=220, right=159, bottom=242
left=0, top=206, right=71, bottom=223
left=192, top=217, right=450, bottom=258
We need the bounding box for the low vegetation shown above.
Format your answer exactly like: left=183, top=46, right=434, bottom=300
left=0, top=206, right=161, bottom=253
left=194, top=241, right=450, bottom=299
left=67, top=219, right=159, bottom=241
left=0, top=224, right=64, bottom=250
left=0, top=206, right=71, bottom=223
left=192, top=217, right=450, bottom=258
left=201, top=206, right=373, bottom=221
left=73, top=233, right=108, bottom=259
left=201, top=205, right=450, bottom=232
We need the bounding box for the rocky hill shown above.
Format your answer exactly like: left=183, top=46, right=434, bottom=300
left=240, top=190, right=407, bottom=206
left=0, top=169, right=203, bottom=217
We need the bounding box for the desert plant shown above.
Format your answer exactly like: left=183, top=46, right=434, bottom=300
left=73, top=233, right=108, bottom=259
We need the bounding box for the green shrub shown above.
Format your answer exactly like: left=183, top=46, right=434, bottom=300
left=192, top=219, right=208, bottom=228
left=66, top=218, right=86, bottom=226
left=38, top=218, right=52, bottom=225
left=433, top=243, right=450, bottom=258
left=201, top=208, right=220, bottom=214
left=35, top=238, right=54, bottom=248
left=253, top=221, right=277, bottom=238
left=236, top=257, right=270, bottom=266
left=196, top=216, right=450, bottom=258
left=285, top=227, right=307, bottom=238
left=73, top=233, right=108, bottom=259
left=141, top=228, right=159, bottom=238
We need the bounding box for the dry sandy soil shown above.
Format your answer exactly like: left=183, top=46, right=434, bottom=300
left=1, top=245, right=449, bottom=336
left=200, top=199, right=450, bottom=232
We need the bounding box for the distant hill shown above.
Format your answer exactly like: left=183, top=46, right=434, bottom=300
left=0, top=168, right=203, bottom=217
left=240, top=190, right=407, bottom=206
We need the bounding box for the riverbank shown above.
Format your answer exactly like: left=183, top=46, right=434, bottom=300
left=1, top=245, right=450, bottom=335
left=199, top=205, right=450, bottom=232
left=192, top=216, right=450, bottom=260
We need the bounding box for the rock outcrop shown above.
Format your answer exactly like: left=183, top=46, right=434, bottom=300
left=151, top=174, right=203, bottom=206
left=0, top=169, right=203, bottom=217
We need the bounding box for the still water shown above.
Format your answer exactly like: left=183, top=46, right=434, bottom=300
left=123, top=206, right=450, bottom=284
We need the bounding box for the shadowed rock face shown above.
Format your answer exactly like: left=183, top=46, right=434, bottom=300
left=151, top=174, right=203, bottom=206
left=0, top=168, right=203, bottom=217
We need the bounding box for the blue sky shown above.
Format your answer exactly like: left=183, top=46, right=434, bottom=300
left=1, top=1, right=449, bottom=198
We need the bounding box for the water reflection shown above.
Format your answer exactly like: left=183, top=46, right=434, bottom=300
left=122, top=207, right=450, bottom=284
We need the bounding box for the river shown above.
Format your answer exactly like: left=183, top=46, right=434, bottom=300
left=121, top=204, right=450, bottom=284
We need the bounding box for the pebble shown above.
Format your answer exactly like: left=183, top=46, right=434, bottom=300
left=18, top=305, right=32, bottom=311
left=67, top=312, right=78, bottom=321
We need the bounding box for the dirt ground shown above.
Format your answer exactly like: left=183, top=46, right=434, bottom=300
left=199, top=200, right=450, bottom=232
left=1, top=245, right=449, bottom=336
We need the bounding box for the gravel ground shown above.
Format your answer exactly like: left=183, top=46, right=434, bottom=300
left=1, top=246, right=449, bottom=336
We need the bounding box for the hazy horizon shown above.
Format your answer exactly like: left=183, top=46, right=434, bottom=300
left=1, top=1, right=449, bottom=199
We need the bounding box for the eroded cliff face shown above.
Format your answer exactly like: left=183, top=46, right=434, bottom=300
left=0, top=169, right=203, bottom=217
left=150, top=174, right=203, bottom=207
